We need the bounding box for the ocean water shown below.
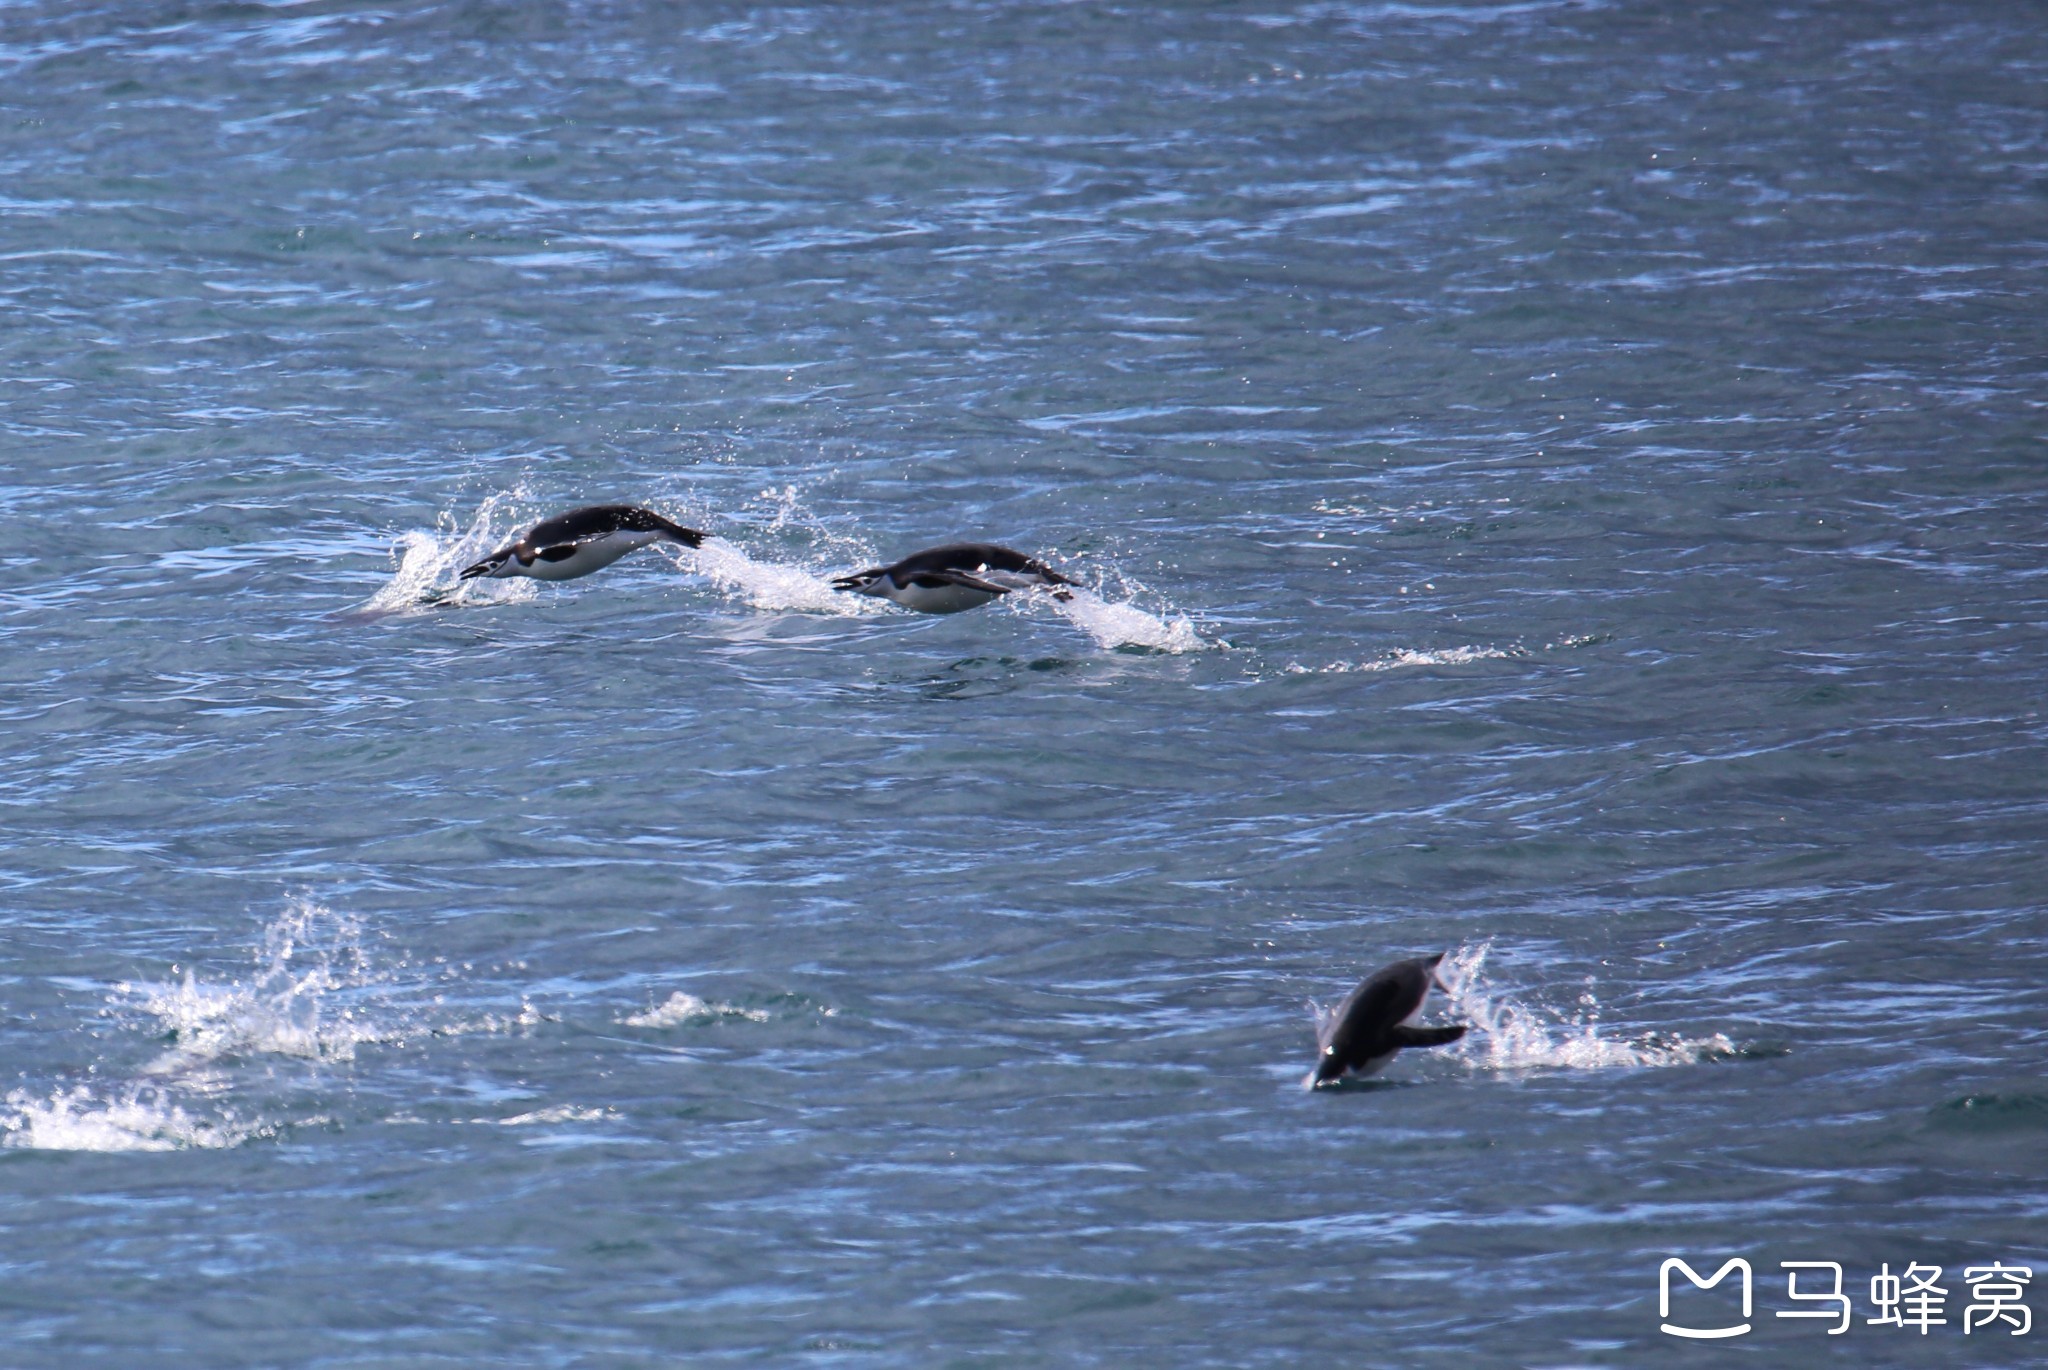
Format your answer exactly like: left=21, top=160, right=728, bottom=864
left=2, top=1, right=2044, bottom=1364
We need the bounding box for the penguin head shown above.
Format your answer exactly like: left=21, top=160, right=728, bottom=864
left=1305, top=1041, right=1359, bottom=1090
left=830, top=568, right=887, bottom=596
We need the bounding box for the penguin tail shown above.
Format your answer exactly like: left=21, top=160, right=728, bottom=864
left=658, top=520, right=705, bottom=549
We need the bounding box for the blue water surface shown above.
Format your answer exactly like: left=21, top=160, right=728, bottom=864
left=2, top=2, right=2044, bottom=1365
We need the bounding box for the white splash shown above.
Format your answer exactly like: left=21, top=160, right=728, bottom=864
left=3, top=898, right=540, bottom=1153
left=119, top=897, right=400, bottom=1067
left=683, top=539, right=860, bottom=615
left=433, top=999, right=550, bottom=1037
left=1437, top=943, right=1735, bottom=1072
left=620, top=991, right=769, bottom=1028
left=1287, top=645, right=1520, bottom=675
left=0, top=1083, right=267, bottom=1153
left=359, top=490, right=539, bottom=615
left=1050, top=588, right=1207, bottom=653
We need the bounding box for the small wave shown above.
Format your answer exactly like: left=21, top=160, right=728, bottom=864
left=1932, top=1093, right=2048, bottom=1132
left=494, top=1104, right=614, bottom=1127
left=620, top=991, right=770, bottom=1028
left=1286, top=645, right=1521, bottom=675
left=1437, top=943, right=1735, bottom=1072
left=432, top=999, right=552, bottom=1037
left=0, top=1083, right=268, bottom=1153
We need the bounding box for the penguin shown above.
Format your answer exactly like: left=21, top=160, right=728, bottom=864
left=458, top=505, right=705, bottom=583
left=1305, top=952, right=1468, bottom=1089
left=830, top=542, right=1075, bottom=614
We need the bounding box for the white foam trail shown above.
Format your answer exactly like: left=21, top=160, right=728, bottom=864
left=1051, top=588, right=1206, bottom=653
left=1437, top=943, right=1734, bottom=1072
left=494, top=1104, right=613, bottom=1127
left=1286, top=645, right=1520, bottom=675
left=684, top=540, right=860, bottom=615
left=0, top=1084, right=267, bottom=1153
left=358, top=491, right=542, bottom=616
left=620, top=991, right=769, bottom=1028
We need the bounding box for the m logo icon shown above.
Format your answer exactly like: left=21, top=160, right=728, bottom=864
left=1660, top=1258, right=1753, bottom=1339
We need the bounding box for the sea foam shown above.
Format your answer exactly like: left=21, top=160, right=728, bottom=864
left=1050, top=588, right=1207, bottom=653
left=121, top=898, right=402, bottom=1068
left=358, top=490, right=542, bottom=616
left=1437, top=942, right=1735, bottom=1073
left=685, top=539, right=860, bottom=615
left=0, top=1083, right=269, bottom=1153
left=2, top=898, right=532, bottom=1153
left=1285, top=645, right=1521, bottom=675
left=620, top=991, right=770, bottom=1028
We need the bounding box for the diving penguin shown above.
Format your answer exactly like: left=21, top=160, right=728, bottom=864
left=830, top=542, right=1075, bottom=614
left=1306, top=952, right=1469, bottom=1088
left=459, top=505, right=706, bottom=583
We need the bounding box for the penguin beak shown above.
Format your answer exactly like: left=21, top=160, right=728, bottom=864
left=458, top=558, right=497, bottom=581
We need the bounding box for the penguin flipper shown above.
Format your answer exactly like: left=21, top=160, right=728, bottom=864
left=914, top=570, right=1009, bottom=595
left=535, top=543, right=582, bottom=563
left=1389, top=1025, right=1467, bottom=1049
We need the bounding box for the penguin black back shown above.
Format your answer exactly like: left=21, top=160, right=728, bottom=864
left=524, top=505, right=702, bottom=549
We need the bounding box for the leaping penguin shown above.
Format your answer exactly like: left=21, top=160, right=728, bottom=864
left=459, top=505, right=705, bottom=583
left=1306, top=952, right=1469, bottom=1089
left=830, top=542, right=1075, bottom=614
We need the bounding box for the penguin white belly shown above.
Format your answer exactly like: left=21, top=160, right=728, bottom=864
left=522, top=530, right=662, bottom=581
left=883, top=581, right=1004, bottom=614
